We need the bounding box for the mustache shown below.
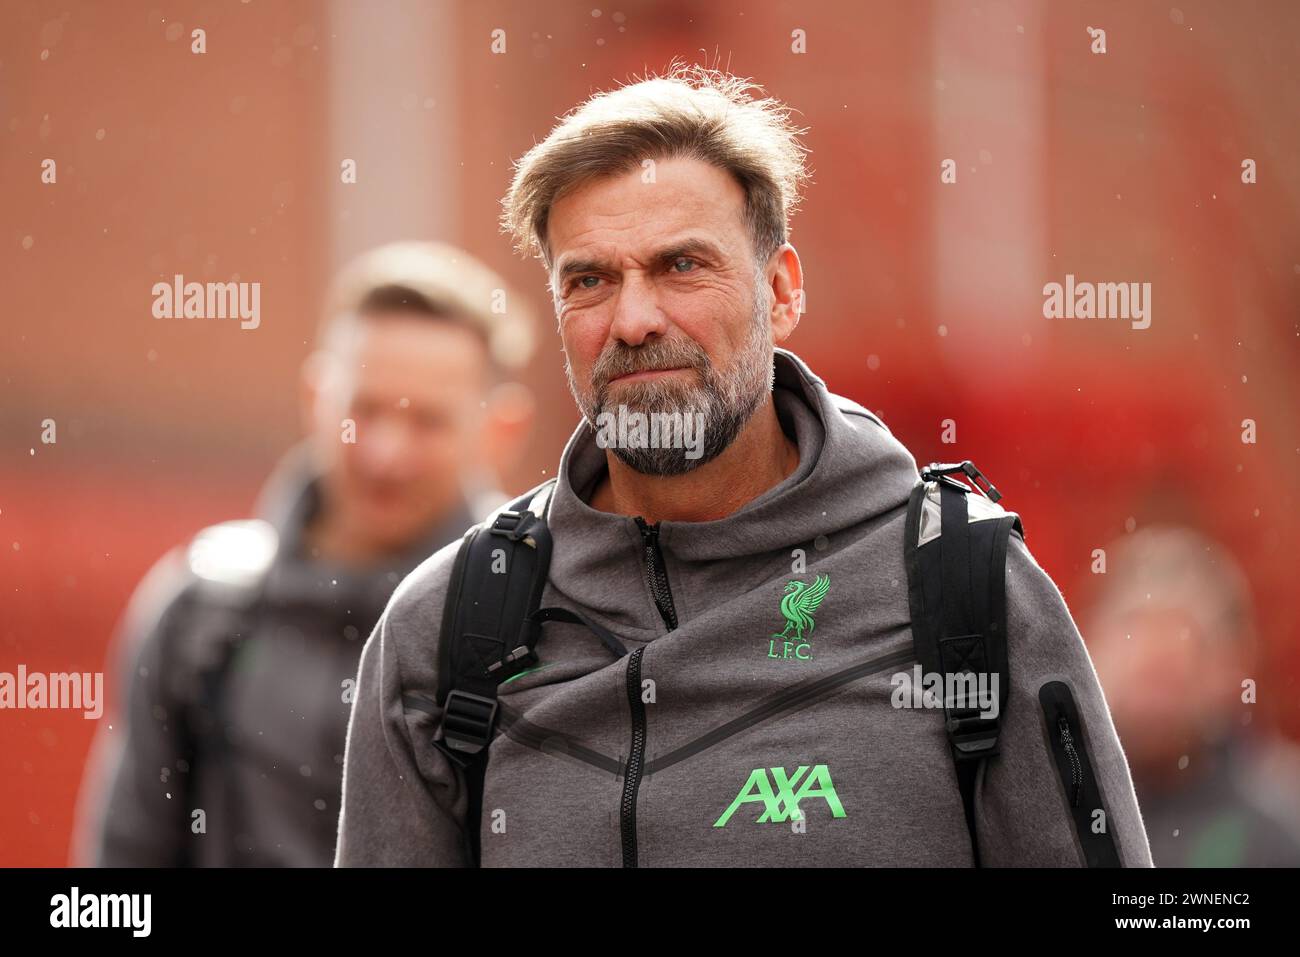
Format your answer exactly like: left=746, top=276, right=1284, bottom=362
left=590, top=337, right=710, bottom=392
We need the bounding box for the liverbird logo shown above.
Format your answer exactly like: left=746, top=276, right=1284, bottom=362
left=767, top=574, right=830, bottom=661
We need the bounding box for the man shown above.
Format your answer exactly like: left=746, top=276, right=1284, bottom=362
left=336, top=66, right=1153, bottom=867
left=1086, top=526, right=1300, bottom=866
left=76, top=241, right=535, bottom=866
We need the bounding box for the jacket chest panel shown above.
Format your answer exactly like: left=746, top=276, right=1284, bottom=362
left=221, top=621, right=363, bottom=778
left=480, top=634, right=974, bottom=866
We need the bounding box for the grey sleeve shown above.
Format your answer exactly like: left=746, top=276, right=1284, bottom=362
left=975, top=533, right=1154, bottom=867
left=77, top=556, right=196, bottom=867
left=334, top=551, right=471, bottom=867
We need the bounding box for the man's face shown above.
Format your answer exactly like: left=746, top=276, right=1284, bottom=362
left=310, top=313, right=491, bottom=551
left=547, top=156, right=776, bottom=475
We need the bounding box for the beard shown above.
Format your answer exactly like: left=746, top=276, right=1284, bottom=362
left=565, top=278, right=775, bottom=477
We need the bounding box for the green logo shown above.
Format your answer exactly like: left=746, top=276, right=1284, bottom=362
left=767, top=574, right=829, bottom=660
left=713, top=764, right=847, bottom=827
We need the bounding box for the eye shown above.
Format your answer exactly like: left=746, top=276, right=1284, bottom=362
left=577, top=275, right=601, bottom=289
left=671, top=257, right=698, bottom=273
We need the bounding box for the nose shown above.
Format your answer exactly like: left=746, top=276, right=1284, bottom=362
left=608, top=272, right=668, bottom=347
left=355, top=416, right=408, bottom=477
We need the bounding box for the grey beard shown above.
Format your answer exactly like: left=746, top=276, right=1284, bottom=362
left=566, top=283, right=775, bottom=477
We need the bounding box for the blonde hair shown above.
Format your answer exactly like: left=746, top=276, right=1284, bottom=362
left=323, top=241, right=535, bottom=370
left=501, top=62, right=812, bottom=268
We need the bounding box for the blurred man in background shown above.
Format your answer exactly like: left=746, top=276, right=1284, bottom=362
left=1086, top=525, right=1300, bottom=866
left=74, top=241, right=535, bottom=866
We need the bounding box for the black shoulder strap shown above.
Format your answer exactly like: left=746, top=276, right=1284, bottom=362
left=433, top=481, right=557, bottom=863
left=904, top=460, right=1021, bottom=867
left=436, top=484, right=555, bottom=740
left=433, top=481, right=630, bottom=863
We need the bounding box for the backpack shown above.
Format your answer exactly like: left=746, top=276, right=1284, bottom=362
left=432, top=460, right=1021, bottom=865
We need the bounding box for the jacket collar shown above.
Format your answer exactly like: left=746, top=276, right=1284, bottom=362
left=543, top=348, right=920, bottom=639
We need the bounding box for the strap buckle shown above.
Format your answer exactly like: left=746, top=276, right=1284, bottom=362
left=945, top=710, right=1001, bottom=760
left=489, top=509, right=535, bottom=542
left=920, top=460, right=1002, bottom=503
left=438, top=690, right=499, bottom=755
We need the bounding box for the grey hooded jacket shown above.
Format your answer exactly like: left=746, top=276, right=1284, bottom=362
left=77, top=449, right=474, bottom=867
left=336, top=349, right=1153, bottom=867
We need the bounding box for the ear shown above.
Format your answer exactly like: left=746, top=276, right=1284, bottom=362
left=766, top=243, right=804, bottom=343
left=481, top=381, right=536, bottom=482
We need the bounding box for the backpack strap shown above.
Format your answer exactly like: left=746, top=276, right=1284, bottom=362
left=433, top=480, right=559, bottom=863
left=433, top=479, right=630, bottom=863
left=904, top=460, right=1022, bottom=866
left=436, top=483, right=556, bottom=748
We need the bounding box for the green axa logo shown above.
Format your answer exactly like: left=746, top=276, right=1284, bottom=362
left=768, top=574, right=829, bottom=660
left=713, top=764, right=847, bottom=827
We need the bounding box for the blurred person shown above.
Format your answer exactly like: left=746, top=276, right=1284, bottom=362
left=74, top=241, right=536, bottom=866
left=336, top=65, right=1151, bottom=867
left=1086, top=525, right=1300, bottom=867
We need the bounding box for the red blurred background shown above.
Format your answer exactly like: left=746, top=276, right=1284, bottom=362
left=2, top=0, right=1297, bottom=865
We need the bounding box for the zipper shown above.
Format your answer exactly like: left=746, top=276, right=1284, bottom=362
left=1039, top=681, right=1121, bottom=867
left=1057, top=715, right=1082, bottom=807
left=489, top=646, right=915, bottom=777
left=620, top=646, right=647, bottom=867
left=634, top=517, right=678, bottom=631
left=647, top=646, right=915, bottom=773
left=620, top=519, right=676, bottom=867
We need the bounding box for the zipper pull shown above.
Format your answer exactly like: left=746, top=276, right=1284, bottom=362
left=632, top=516, right=678, bottom=631
left=1057, top=715, right=1082, bottom=807
left=635, top=516, right=663, bottom=565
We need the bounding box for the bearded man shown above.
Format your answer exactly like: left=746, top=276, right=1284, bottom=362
left=335, top=66, right=1152, bottom=868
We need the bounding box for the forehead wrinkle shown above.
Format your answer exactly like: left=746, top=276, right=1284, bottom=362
left=548, top=155, right=750, bottom=267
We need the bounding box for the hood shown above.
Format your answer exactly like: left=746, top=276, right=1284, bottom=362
left=544, top=347, right=922, bottom=642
